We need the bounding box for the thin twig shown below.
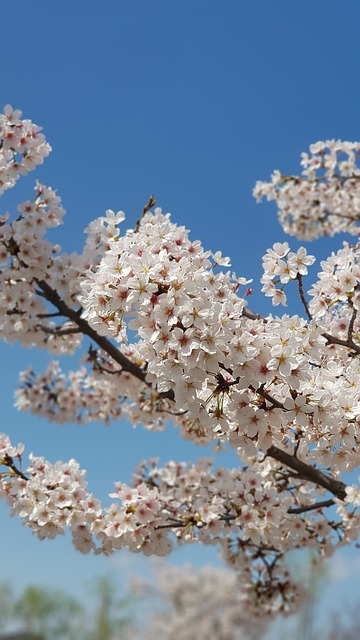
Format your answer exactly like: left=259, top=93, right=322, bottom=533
left=347, top=303, right=358, bottom=344
left=288, top=498, right=336, bottom=514
left=296, top=273, right=312, bottom=321
left=134, top=195, right=156, bottom=232
left=1, top=454, right=28, bottom=481
left=250, top=384, right=285, bottom=410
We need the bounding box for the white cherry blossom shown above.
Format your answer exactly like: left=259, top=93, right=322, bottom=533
left=1, top=106, right=360, bottom=621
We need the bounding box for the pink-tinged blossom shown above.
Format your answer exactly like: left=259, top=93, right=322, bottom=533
left=1, top=106, right=360, bottom=620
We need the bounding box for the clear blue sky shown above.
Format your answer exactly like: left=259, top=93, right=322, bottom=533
left=1, top=0, right=360, bottom=631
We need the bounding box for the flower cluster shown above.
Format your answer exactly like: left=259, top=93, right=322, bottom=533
left=254, top=140, right=360, bottom=240
left=2, top=437, right=355, bottom=616
left=0, top=105, right=51, bottom=195
left=0, top=182, right=83, bottom=352
left=308, top=241, right=360, bottom=321
left=138, top=563, right=269, bottom=639
left=261, top=242, right=315, bottom=306
left=0, top=432, right=24, bottom=459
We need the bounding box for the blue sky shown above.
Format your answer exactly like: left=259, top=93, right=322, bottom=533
left=1, top=0, right=360, bottom=631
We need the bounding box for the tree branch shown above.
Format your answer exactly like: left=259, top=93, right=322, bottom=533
left=347, top=303, right=358, bottom=344
left=296, top=273, right=312, bottom=321
left=288, top=498, right=336, bottom=514
left=35, top=279, right=175, bottom=401
left=322, top=331, right=360, bottom=355
left=36, top=324, right=82, bottom=336
left=36, top=279, right=149, bottom=384
left=267, top=445, right=347, bottom=500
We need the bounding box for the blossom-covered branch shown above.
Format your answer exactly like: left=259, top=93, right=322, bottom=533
left=1, top=106, right=360, bottom=619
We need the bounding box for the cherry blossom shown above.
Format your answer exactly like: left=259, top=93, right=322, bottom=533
left=0, top=106, right=51, bottom=195
left=137, top=563, right=268, bottom=639
left=254, top=140, right=360, bottom=240
left=1, top=106, right=360, bottom=621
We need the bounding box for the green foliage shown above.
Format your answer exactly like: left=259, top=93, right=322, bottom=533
left=14, top=585, right=84, bottom=640
left=0, top=582, right=14, bottom=632
left=0, top=578, right=134, bottom=640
